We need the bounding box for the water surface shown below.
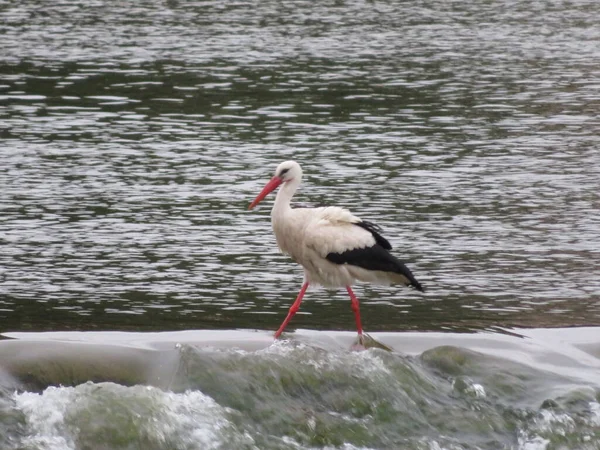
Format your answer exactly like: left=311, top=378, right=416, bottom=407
left=2, top=0, right=598, bottom=334
left=1, top=1, right=600, bottom=446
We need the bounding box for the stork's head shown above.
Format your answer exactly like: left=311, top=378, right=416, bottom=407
left=248, top=161, right=302, bottom=209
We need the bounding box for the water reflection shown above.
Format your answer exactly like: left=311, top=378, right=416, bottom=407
left=1, top=0, right=599, bottom=333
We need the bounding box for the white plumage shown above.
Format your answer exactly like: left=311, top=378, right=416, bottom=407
left=274, top=206, right=375, bottom=287
left=249, top=160, right=423, bottom=339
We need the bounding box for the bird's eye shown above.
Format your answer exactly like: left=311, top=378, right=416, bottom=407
left=279, top=168, right=290, bottom=177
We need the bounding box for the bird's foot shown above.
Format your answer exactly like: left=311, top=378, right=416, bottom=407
left=351, top=333, right=393, bottom=352
left=350, top=333, right=367, bottom=351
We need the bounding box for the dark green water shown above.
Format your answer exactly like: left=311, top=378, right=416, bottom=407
left=2, top=329, right=600, bottom=450
left=1, top=0, right=600, bottom=448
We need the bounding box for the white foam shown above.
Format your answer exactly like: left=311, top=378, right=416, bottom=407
left=14, top=386, right=77, bottom=450
left=256, top=340, right=394, bottom=382
left=427, top=441, right=443, bottom=450
left=535, top=409, right=576, bottom=434
left=518, top=435, right=550, bottom=450
left=517, top=408, right=578, bottom=450
left=467, top=383, right=486, bottom=398
left=588, top=401, right=600, bottom=426
left=451, top=378, right=487, bottom=399
left=14, top=382, right=249, bottom=450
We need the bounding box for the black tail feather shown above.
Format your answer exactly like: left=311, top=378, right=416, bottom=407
left=395, top=257, right=425, bottom=292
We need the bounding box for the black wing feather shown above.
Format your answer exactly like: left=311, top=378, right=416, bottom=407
left=354, top=221, right=392, bottom=250
left=326, top=245, right=424, bottom=292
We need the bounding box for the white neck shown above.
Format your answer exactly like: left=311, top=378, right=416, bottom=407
left=271, top=176, right=301, bottom=220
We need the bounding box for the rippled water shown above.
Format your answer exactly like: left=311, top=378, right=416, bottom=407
left=4, top=0, right=600, bottom=445
left=2, top=0, right=599, bottom=334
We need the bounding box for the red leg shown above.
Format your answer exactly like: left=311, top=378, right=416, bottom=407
left=346, top=286, right=363, bottom=336
left=274, top=282, right=309, bottom=339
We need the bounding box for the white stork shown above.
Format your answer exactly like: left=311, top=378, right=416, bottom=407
left=248, top=160, right=424, bottom=339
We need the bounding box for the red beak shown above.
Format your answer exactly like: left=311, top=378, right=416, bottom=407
left=248, top=176, right=283, bottom=209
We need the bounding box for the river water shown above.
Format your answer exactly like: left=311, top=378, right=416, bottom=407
left=1, top=0, right=600, bottom=448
